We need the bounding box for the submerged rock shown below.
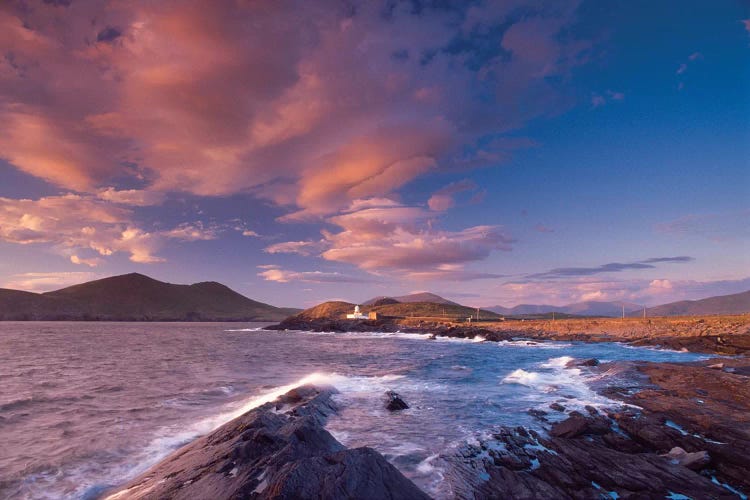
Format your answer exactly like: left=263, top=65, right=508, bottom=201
left=385, top=391, right=409, bottom=411
left=105, top=385, right=428, bottom=500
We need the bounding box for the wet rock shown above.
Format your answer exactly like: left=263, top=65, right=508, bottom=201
left=549, top=402, right=566, bottom=412
left=550, top=415, right=589, bottom=438
left=707, top=362, right=725, bottom=369
left=566, top=358, right=600, bottom=368
left=661, top=447, right=710, bottom=471
left=106, top=385, right=429, bottom=500
left=385, top=390, right=409, bottom=411
left=527, top=409, right=548, bottom=421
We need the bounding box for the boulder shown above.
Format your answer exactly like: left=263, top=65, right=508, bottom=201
left=385, top=391, right=409, bottom=411
left=549, top=402, right=566, bottom=412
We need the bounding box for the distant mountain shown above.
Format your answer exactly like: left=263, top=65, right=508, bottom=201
left=563, top=301, right=642, bottom=317
left=486, top=301, right=641, bottom=317
left=487, top=304, right=559, bottom=315
left=638, top=290, right=750, bottom=317
left=363, top=292, right=460, bottom=306
left=0, top=273, right=299, bottom=321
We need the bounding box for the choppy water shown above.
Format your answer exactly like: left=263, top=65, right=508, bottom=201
left=0, top=322, right=709, bottom=499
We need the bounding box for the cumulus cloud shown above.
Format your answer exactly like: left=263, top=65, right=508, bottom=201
left=0, top=194, right=162, bottom=263
left=3, top=272, right=98, bottom=293
left=0, top=0, right=591, bottom=219
left=0, top=194, right=235, bottom=264
left=268, top=198, right=514, bottom=280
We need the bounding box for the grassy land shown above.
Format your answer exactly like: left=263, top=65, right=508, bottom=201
left=398, top=314, right=750, bottom=341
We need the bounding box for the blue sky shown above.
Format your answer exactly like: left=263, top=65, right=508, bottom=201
left=0, top=0, right=748, bottom=308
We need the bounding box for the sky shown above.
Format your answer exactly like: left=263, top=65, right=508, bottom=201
left=0, top=0, right=748, bottom=309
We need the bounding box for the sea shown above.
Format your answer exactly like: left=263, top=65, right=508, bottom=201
left=0, top=322, right=711, bottom=499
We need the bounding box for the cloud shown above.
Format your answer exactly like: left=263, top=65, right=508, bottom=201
left=70, top=254, right=103, bottom=267
left=264, top=240, right=326, bottom=256
left=97, top=188, right=165, bottom=206
left=241, top=230, right=260, bottom=237
left=269, top=198, right=514, bottom=280
left=655, top=210, right=750, bottom=241
left=163, top=222, right=220, bottom=241
left=534, top=224, right=554, bottom=233
left=428, top=179, right=479, bottom=211
left=0, top=1, right=592, bottom=220
left=744, top=19, right=750, bottom=33
left=0, top=194, right=163, bottom=263
left=0, top=194, right=236, bottom=264
left=527, top=256, right=693, bottom=279
left=675, top=51, right=704, bottom=87
left=257, top=266, right=373, bottom=284
left=3, top=272, right=98, bottom=293
left=591, top=90, right=624, bottom=107
left=490, top=275, right=750, bottom=307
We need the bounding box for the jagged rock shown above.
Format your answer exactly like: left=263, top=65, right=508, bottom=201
left=550, top=414, right=590, bottom=438
left=549, top=402, right=566, bottom=412
left=385, top=391, right=409, bottom=411
left=105, top=385, right=429, bottom=500
left=566, top=358, right=600, bottom=368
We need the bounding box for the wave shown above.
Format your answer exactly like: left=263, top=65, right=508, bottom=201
left=501, top=356, right=618, bottom=414
left=497, top=340, right=573, bottom=349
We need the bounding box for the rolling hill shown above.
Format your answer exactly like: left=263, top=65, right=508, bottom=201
left=363, top=292, right=460, bottom=306
left=637, top=290, right=750, bottom=317
left=0, top=273, right=299, bottom=321
left=295, top=299, right=499, bottom=321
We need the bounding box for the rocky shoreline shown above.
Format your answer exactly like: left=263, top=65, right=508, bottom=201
left=441, top=357, right=750, bottom=499
left=104, top=385, right=428, bottom=500
left=103, top=356, right=750, bottom=499
left=104, top=320, right=750, bottom=499
left=266, top=316, right=750, bottom=355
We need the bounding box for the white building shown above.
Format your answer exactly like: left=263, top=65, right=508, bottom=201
left=346, top=305, right=368, bottom=320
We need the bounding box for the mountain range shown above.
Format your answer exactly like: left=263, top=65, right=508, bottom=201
left=0, top=273, right=299, bottom=321
left=634, top=290, right=750, bottom=317
left=486, top=301, right=642, bottom=318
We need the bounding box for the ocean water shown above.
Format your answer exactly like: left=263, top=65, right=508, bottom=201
left=0, top=322, right=710, bottom=499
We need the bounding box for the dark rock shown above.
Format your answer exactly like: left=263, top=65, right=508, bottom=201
left=385, top=391, right=409, bottom=411
left=105, top=385, right=428, bottom=500
left=550, top=415, right=589, bottom=438
left=566, top=358, right=600, bottom=368
left=549, top=402, right=566, bottom=412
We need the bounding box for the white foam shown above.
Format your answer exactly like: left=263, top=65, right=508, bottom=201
left=497, top=340, right=573, bottom=349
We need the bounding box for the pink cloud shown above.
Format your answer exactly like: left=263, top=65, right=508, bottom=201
left=428, top=179, right=479, bottom=212
left=0, top=1, right=590, bottom=220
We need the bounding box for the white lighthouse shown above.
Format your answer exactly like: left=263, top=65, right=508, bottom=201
left=346, top=305, right=368, bottom=320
